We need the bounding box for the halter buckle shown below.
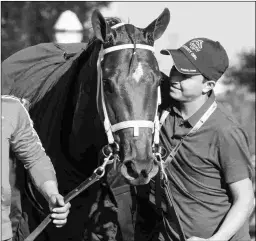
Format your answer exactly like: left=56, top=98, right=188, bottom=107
left=153, top=144, right=167, bottom=159
left=154, top=152, right=168, bottom=182
left=102, top=142, right=120, bottom=157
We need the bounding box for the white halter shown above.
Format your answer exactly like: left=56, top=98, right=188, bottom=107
left=96, top=23, right=161, bottom=145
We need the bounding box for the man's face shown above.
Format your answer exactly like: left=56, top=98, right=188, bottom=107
left=168, top=66, right=206, bottom=102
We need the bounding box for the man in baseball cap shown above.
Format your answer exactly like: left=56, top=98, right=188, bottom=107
left=161, top=37, right=229, bottom=81
left=157, top=38, right=254, bottom=241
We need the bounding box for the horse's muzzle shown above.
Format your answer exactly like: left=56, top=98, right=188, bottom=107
left=120, top=159, right=159, bottom=185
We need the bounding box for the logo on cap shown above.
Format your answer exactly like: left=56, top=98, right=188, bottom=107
left=189, top=39, right=204, bottom=52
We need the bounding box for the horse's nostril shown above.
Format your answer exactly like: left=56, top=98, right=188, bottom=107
left=125, top=161, right=139, bottom=179
left=141, top=169, right=148, bottom=178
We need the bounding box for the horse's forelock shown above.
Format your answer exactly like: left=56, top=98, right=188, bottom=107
left=105, top=17, right=122, bottom=28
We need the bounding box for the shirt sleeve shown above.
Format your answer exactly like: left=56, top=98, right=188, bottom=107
left=10, top=101, right=57, bottom=188
left=218, top=125, right=253, bottom=184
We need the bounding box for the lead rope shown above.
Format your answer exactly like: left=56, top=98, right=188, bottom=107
left=24, top=153, right=117, bottom=241
left=162, top=178, right=187, bottom=241
left=156, top=152, right=187, bottom=241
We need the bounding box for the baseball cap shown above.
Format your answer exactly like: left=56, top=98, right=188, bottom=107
left=160, top=38, right=229, bottom=81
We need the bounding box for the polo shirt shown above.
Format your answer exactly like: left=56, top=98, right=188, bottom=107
left=159, top=91, right=252, bottom=240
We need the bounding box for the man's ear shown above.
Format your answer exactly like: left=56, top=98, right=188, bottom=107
left=203, top=80, right=216, bottom=94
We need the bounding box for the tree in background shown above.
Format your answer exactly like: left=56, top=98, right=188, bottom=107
left=1, top=1, right=110, bottom=61
left=225, top=50, right=255, bottom=92
left=218, top=49, right=255, bottom=156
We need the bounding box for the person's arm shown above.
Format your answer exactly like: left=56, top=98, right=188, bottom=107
left=209, top=178, right=254, bottom=241
left=10, top=100, right=58, bottom=194
left=10, top=100, right=70, bottom=227
left=188, top=178, right=254, bottom=241
left=188, top=125, right=254, bottom=241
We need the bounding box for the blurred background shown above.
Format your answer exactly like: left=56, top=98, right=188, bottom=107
left=1, top=1, right=255, bottom=239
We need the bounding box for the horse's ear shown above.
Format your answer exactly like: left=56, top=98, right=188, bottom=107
left=144, top=8, right=170, bottom=41
left=91, top=9, right=112, bottom=42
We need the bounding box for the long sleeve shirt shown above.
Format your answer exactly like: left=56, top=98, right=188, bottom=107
left=1, top=95, right=57, bottom=240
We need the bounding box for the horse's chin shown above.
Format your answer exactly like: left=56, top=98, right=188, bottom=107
left=120, top=163, right=159, bottom=185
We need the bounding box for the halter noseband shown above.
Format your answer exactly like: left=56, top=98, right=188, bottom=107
left=96, top=23, right=160, bottom=147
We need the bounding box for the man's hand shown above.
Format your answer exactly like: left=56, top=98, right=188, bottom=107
left=48, top=194, right=71, bottom=228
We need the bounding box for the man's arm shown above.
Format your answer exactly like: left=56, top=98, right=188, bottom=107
left=10, top=100, right=57, bottom=192
left=187, top=178, right=254, bottom=241
left=209, top=178, right=254, bottom=241
left=211, top=125, right=254, bottom=240
left=10, top=100, right=70, bottom=227
left=188, top=125, right=254, bottom=241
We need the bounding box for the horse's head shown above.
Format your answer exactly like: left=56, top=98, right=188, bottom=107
left=91, top=9, right=170, bottom=185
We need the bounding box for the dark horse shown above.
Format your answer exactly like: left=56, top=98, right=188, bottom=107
left=3, top=9, right=170, bottom=241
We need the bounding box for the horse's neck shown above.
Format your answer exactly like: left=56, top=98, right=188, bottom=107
left=69, top=44, right=107, bottom=162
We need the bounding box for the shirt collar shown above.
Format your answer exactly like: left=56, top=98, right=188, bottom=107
left=187, top=90, right=216, bottom=127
